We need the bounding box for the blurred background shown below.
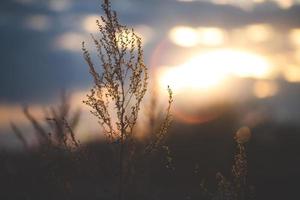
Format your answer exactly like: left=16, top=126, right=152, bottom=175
left=1, top=0, right=300, bottom=199
left=1, top=0, right=300, bottom=147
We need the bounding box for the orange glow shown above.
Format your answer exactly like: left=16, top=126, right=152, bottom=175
left=134, top=25, right=154, bottom=45
left=173, top=106, right=221, bottom=124
left=289, top=29, right=300, bottom=46
left=0, top=104, right=44, bottom=131
left=283, top=65, right=300, bottom=82
left=169, top=26, right=225, bottom=47
left=81, top=15, right=153, bottom=45
left=157, top=49, right=273, bottom=124
left=245, top=24, right=273, bottom=43
left=253, top=80, right=278, bottom=98
left=295, top=49, right=300, bottom=62
left=227, top=51, right=272, bottom=79
left=276, top=0, right=293, bottom=9
left=81, top=14, right=102, bottom=33
left=115, top=26, right=151, bottom=48
left=197, top=27, right=226, bottom=46
left=55, top=32, right=87, bottom=52
left=236, top=126, right=251, bottom=144
left=159, top=49, right=272, bottom=94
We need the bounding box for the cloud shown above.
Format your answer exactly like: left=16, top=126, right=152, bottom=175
left=48, top=0, right=71, bottom=12
left=54, top=32, right=87, bottom=52
left=23, top=14, right=52, bottom=31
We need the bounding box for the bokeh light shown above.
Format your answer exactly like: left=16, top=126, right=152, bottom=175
left=197, top=27, right=226, bottom=46
left=169, top=26, right=199, bottom=47
left=289, top=28, right=300, bottom=47
left=169, top=26, right=225, bottom=47
left=283, top=65, right=300, bottom=82
left=54, top=32, right=87, bottom=52
left=81, top=14, right=102, bottom=33
left=245, top=24, right=274, bottom=43
left=253, top=80, right=278, bottom=98
left=159, top=49, right=273, bottom=93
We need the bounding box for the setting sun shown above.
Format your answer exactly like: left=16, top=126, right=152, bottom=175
left=158, top=49, right=273, bottom=93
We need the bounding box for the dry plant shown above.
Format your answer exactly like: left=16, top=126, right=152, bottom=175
left=10, top=92, right=82, bottom=198
left=82, top=0, right=173, bottom=199
left=11, top=92, right=81, bottom=151
left=200, top=127, right=255, bottom=200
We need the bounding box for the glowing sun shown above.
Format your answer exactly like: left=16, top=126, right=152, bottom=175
left=158, top=49, right=272, bottom=93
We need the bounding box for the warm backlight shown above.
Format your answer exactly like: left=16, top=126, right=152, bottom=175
left=159, top=49, right=272, bottom=93
left=157, top=49, right=273, bottom=124
left=169, top=26, right=225, bottom=47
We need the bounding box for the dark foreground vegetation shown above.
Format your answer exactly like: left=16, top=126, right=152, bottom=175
left=1, top=110, right=300, bottom=200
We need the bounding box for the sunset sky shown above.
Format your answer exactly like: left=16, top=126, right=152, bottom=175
left=1, top=0, right=300, bottom=148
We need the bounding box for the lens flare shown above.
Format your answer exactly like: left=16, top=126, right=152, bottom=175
left=157, top=49, right=273, bottom=124
left=169, top=26, right=199, bottom=47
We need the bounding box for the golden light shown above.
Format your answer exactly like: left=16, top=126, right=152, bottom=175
left=134, top=25, right=154, bottom=45
left=227, top=51, right=272, bottom=79
left=289, top=28, right=300, bottom=46
left=115, top=25, right=152, bottom=48
left=160, top=49, right=271, bottom=90
left=275, top=0, right=293, bottom=9
left=169, top=26, right=199, bottom=47
left=0, top=104, right=44, bottom=131
left=197, top=27, right=226, bottom=46
left=295, top=49, right=300, bottom=62
left=245, top=24, right=273, bottom=43
left=283, top=65, right=300, bottom=82
left=159, top=49, right=273, bottom=94
left=253, top=0, right=266, bottom=3
left=81, top=14, right=102, bottom=33
left=159, top=57, right=225, bottom=92
left=253, top=80, right=278, bottom=98
left=236, top=126, right=251, bottom=144
left=81, top=16, right=153, bottom=45
left=55, top=32, right=87, bottom=52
